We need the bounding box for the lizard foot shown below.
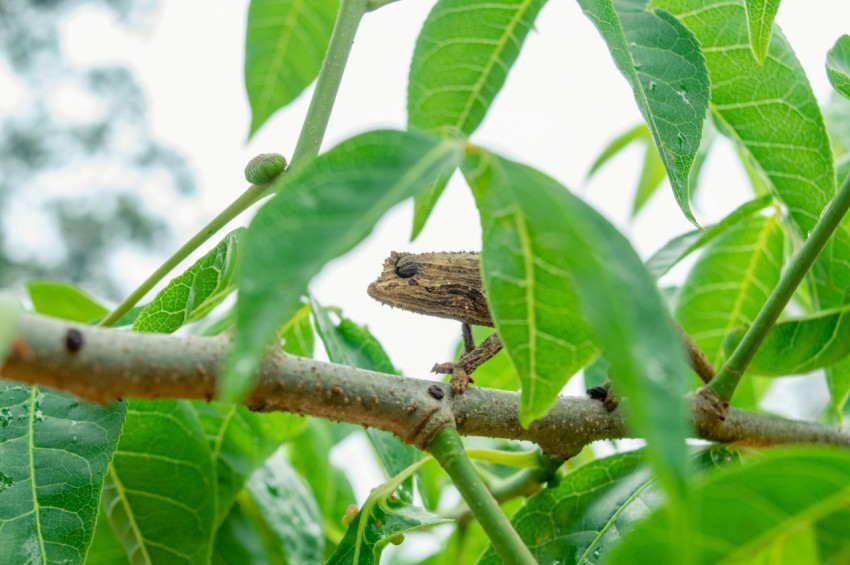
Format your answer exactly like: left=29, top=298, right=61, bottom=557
left=432, top=362, right=474, bottom=395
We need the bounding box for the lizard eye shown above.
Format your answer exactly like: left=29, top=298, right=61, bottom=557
left=394, top=255, right=418, bottom=278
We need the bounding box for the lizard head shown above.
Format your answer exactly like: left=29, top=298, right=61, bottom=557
left=367, top=251, right=493, bottom=327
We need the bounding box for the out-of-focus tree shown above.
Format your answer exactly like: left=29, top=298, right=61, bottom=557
left=0, top=0, right=194, bottom=298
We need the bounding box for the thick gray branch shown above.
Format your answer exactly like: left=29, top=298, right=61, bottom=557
left=2, top=313, right=848, bottom=456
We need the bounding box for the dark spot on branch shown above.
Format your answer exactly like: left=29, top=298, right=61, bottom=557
left=428, top=384, right=444, bottom=400
left=64, top=329, right=84, bottom=353
left=586, top=385, right=608, bottom=401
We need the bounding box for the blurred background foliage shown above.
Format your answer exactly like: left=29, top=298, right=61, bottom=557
left=0, top=0, right=193, bottom=299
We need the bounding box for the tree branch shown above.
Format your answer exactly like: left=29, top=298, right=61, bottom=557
left=2, top=313, right=848, bottom=455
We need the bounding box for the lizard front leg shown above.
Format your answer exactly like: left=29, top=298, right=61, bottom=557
left=432, top=329, right=503, bottom=394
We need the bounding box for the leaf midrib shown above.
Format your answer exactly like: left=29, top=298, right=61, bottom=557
left=27, top=386, right=48, bottom=565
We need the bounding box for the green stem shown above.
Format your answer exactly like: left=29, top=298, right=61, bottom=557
left=98, top=183, right=269, bottom=327
left=710, top=171, right=850, bottom=400
left=428, top=427, right=536, bottom=565
left=289, top=0, right=367, bottom=168
left=99, top=0, right=368, bottom=326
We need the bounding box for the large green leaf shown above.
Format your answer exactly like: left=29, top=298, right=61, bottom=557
left=87, top=507, right=130, bottom=565
left=477, top=446, right=742, bottom=564
left=645, top=195, right=775, bottom=279
left=245, top=450, right=324, bottom=564
left=244, top=0, right=339, bottom=137
left=408, top=0, right=545, bottom=135
left=463, top=149, right=690, bottom=503
left=743, top=0, right=781, bottom=64
left=827, top=35, right=850, bottom=100
left=604, top=448, right=850, bottom=564
left=191, top=402, right=306, bottom=525
left=477, top=451, right=652, bottom=565
left=103, top=400, right=216, bottom=564
left=461, top=151, right=597, bottom=424
left=310, top=297, right=420, bottom=503
left=0, top=383, right=125, bottom=565
left=655, top=0, right=834, bottom=238
left=133, top=229, right=243, bottom=333
left=406, top=0, right=545, bottom=235
left=674, top=212, right=784, bottom=370
left=723, top=305, right=850, bottom=376
left=226, top=129, right=463, bottom=401
left=578, top=0, right=710, bottom=224
left=288, top=420, right=357, bottom=550
left=26, top=281, right=108, bottom=323
left=212, top=497, right=284, bottom=565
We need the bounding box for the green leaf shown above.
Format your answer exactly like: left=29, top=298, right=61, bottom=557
left=631, top=139, right=667, bottom=216
left=827, top=35, right=850, bottom=100
left=280, top=301, right=315, bottom=358
left=26, top=280, right=108, bottom=323
left=310, top=297, right=420, bottom=503
left=87, top=507, right=131, bottom=565
left=288, top=420, right=357, bottom=549
left=826, top=358, right=850, bottom=422
left=824, top=94, right=850, bottom=156
left=674, top=212, right=785, bottom=371
left=478, top=451, right=652, bottom=564
left=245, top=450, right=324, bottom=564
left=0, top=293, right=20, bottom=362
left=656, top=0, right=834, bottom=237
left=587, top=124, right=668, bottom=218
left=645, top=195, right=774, bottom=279
left=327, top=476, right=449, bottom=565
left=226, top=129, right=462, bottom=402
left=0, top=382, right=125, bottom=565
left=478, top=446, right=742, bottom=564
left=750, top=525, right=820, bottom=565
left=578, top=0, right=710, bottom=224
left=587, top=123, right=647, bottom=177
left=461, top=151, right=597, bottom=424
left=133, top=229, right=243, bottom=334
left=212, top=497, right=284, bottom=565
left=103, top=400, right=216, bottom=564
left=245, top=0, right=340, bottom=138
left=406, top=0, right=546, bottom=235
left=192, top=402, right=306, bottom=525
left=463, top=149, right=690, bottom=503
left=744, top=0, right=781, bottom=64
left=604, top=448, right=850, bottom=564
left=723, top=305, right=850, bottom=376
left=410, top=168, right=453, bottom=242
left=408, top=0, right=545, bottom=135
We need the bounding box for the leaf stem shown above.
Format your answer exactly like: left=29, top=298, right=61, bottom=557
left=709, top=171, right=850, bottom=400
left=428, top=427, right=536, bottom=565
left=99, top=0, right=368, bottom=327
left=289, top=0, right=367, bottom=169
left=98, top=183, right=269, bottom=327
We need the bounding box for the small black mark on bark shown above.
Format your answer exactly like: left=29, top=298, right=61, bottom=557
left=428, top=384, right=444, bottom=400
left=586, top=385, right=608, bottom=401
left=65, top=329, right=84, bottom=353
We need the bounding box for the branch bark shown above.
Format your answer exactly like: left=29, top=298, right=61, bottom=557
left=2, top=312, right=848, bottom=456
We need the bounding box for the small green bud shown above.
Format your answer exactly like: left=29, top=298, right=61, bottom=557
left=244, top=153, right=288, bottom=184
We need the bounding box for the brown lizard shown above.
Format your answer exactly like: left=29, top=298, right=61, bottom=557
left=367, top=250, right=715, bottom=397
